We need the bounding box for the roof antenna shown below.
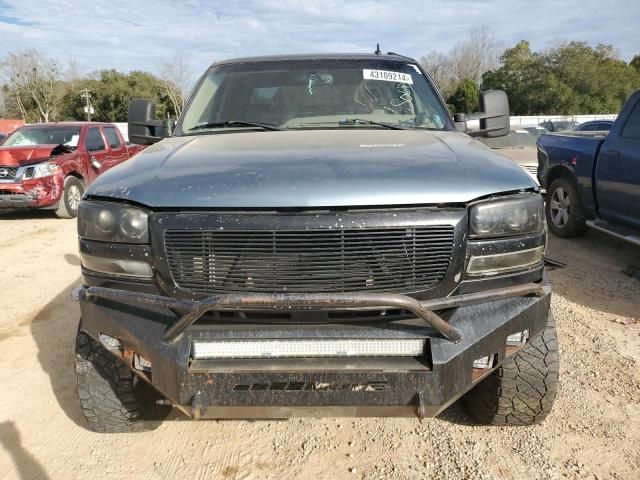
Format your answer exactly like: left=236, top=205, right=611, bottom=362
left=374, top=43, right=382, bottom=55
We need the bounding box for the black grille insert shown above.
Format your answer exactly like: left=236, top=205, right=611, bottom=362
left=0, top=166, right=18, bottom=180
left=23, top=167, right=35, bottom=179
left=165, top=226, right=454, bottom=294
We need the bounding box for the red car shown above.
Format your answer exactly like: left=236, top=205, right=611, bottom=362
left=0, top=122, right=145, bottom=217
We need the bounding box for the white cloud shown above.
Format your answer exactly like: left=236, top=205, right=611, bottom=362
left=0, top=0, right=637, bottom=80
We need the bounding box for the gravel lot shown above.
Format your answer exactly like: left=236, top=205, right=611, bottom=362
left=0, top=210, right=639, bottom=480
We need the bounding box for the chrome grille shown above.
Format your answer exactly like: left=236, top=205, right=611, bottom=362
left=0, top=166, right=18, bottom=180
left=165, top=226, right=454, bottom=294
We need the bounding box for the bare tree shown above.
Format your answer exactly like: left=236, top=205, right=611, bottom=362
left=158, top=53, right=193, bottom=117
left=420, top=51, right=455, bottom=98
left=65, top=59, right=84, bottom=89
left=450, top=27, right=501, bottom=85
left=420, top=26, right=501, bottom=99
left=0, top=50, right=64, bottom=122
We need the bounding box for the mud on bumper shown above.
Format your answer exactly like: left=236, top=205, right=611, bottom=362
left=78, top=278, right=551, bottom=419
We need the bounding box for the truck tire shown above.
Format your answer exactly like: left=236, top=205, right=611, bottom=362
left=460, top=314, right=559, bottom=426
left=75, top=329, right=171, bottom=433
left=55, top=176, right=84, bottom=219
left=546, top=177, right=587, bottom=237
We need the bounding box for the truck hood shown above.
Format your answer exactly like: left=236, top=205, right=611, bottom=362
left=88, top=130, right=537, bottom=208
left=0, top=144, right=59, bottom=166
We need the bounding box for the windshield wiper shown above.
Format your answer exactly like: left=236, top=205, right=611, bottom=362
left=190, top=120, right=282, bottom=131
left=338, top=118, right=407, bottom=130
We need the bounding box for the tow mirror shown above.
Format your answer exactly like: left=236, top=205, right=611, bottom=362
left=128, top=99, right=174, bottom=145
left=455, top=90, right=510, bottom=138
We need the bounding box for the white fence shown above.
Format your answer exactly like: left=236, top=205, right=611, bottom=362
left=508, top=114, right=618, bottom=128
left=114, top=122, right=129, bottom=142
left=466, top=114, right=618, bottom=130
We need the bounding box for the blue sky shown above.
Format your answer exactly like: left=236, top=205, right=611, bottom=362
left=0, top=0, right=637, bottom=79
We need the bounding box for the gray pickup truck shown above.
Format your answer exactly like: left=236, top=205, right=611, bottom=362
left=74, top=53, right=557, bottom=432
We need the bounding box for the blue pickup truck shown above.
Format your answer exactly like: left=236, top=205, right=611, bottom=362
left=537, top=90, right=640, bottom=246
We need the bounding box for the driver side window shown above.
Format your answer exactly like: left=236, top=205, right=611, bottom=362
left=85, top=127, right=106, bottom=152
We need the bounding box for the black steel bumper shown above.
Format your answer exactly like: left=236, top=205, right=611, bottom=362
left=79, top=276, right=551, bottom=419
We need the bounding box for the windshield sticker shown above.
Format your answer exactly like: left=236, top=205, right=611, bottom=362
left=408, top=64, right=422, bottom=74
left=363, top=69, right=413, bottom=84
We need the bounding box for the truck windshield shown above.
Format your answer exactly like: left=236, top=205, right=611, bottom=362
left=4, top=127, right=81, bottom=148
left=180, top=59, right=451, bottom=133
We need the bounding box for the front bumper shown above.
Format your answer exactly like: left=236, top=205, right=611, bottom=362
left=0, top=176, right=62, bottom=209
left=0, top=192, right=37, bottom=208
left=79, top=276, right=551, bottom=419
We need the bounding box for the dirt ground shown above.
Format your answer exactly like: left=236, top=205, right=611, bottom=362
left=1, top=210, right=639, bottom=480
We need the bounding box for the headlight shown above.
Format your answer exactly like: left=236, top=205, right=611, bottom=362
left=32, top=162, right=61, bottom=179
left=469, top=195, right=544, bottom=238
left=78, top=201, right=149, bottom=243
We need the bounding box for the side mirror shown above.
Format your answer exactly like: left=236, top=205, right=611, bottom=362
left=456, top=90, right=510, bottom=138
left=128, top=99, right=174, bottom=145
left=478, top=90, right=510, bottom=137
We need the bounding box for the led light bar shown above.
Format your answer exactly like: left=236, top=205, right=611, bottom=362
left=192, top=338, right=427, bottom=359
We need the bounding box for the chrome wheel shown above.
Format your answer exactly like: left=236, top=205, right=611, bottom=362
left=68, top=184, right=82, bottom=211
left=550, top=187, right=570, bottom=228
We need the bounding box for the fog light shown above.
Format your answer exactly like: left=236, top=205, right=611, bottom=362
left=466, top=246, right=544, bottom=276
left=191, top=338, right=426, bottom=359
left=133, top=353, right=152, bottom=372
left=506, top=329, right=529, bottom=345
left=80, top=252, right=153, bottom=278
left=99, top=333, right=121, bottom=350
left=472, top=354, right=495, bottom=369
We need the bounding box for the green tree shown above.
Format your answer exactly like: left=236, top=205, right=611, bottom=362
left=60, top=69, right=178, bottom=122
left=482, top=41, right=640, bottom=115
left=447, top=78, right=479, bottom=113
left=482, top=40, right=549, bottom=114
left=629, top=55, right=640, bottom=73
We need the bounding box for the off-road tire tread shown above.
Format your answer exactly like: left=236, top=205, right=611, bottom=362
left=55, top=176, right=84, bottom=219
left=75, top=330, right=169, bottom=433
left=461, top=315, right=559, bottom=426
left=546, top=177, right=587, bottom=237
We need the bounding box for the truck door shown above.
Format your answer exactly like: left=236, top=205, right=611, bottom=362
left=594, top=95, right=640, bottom=229
left=84, top=127, right=110, bottom=175
left=102, top=126, right=129, bottom=169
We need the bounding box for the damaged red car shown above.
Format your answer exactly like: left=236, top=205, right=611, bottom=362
left=0, top=122, right=145, bottom=218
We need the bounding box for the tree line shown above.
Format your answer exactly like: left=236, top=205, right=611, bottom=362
left=2, top=34, right=640, bottom=123
left=422, top=29, right=640, bottom=115
left=0, top=50, right=191, bottom=123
